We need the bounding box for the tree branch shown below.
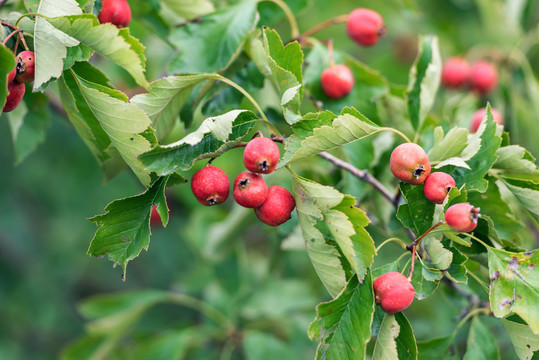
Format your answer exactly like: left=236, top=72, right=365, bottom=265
left=317, top=151, right=395, bottom=204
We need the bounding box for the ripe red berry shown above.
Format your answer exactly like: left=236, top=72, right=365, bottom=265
left=445, top=203, right=480, bottom=233
left=150, top=205, right=162, bottom=226
left=346, top=8, right=386, bottom=47
left=14, top=51, right=35, bottom=84
left=470, top=107, right=503, bottom=133
left=321, top=64, right=354, bottom=99
left=7, top=67, right=16, bottom=84
left=191, top=166, right=230, bottom=206
left=233, top=172, right=268, bottom=208
left=243, top=137, right=280, bottom=174
left=423, top=172, right=456, bottom=204
left=390, top=143, right=431, bottom=185
left=98, top=0, right=132, bottom=28
left=441, top=57, right=470, bottom=88
left=3, top=81, right=25, bottom=113
left=373, top=272, right=415, bottom=314
left=470, top=60, right=498, bottom=95
left=254, top=186, right=295, bottom=226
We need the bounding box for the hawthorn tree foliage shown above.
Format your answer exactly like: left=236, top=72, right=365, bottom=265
left=1, top=0, right=539, bottom=359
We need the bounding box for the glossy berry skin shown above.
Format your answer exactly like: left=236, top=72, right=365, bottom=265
left=346, top=8, right=386, bottom=47
left=445, top=203, right=480, bottom=233
left=470, top=107, right=503, bottom=133
left=423, top=172, right=456, bottom=204
left=15, top=51, right=35, bottom=84
left=7, top=67, right=16, bottom=84
left=470, top=60, right=498, bottom=95
left=441, top=57, right=470, bottom=88
left=321, top=64, right=354, bottom=99
left=255, top=186, right=295, bottom=226
left=3, top=81, right=25, bottom=113
left=191, top=166, right=230, bottom=206
left=243, top=137, right=280, bottom=174
left=233, top=172, right=268, bottom=208
left=390, top=143, right=431, bottom=185
left=373, top=272, right=415, bottom=314
left=98, top=0, right=132, bottom=28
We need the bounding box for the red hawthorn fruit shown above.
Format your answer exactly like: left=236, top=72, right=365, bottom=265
left=15, top=51, right=35, bottom=84
left=470, top=60, right=498, bottom=95
left=470, top=107, right=503, bottom=133
left=373, top=272, right=415, bottom=314
left=233, top=172, right=268, bottom=208
left=7, top=67, right=16, bottom=84
left=191, top=166, right=230, bottom=206
left=98, top=0, right=132, bottom=28
left=346, top=8, right=386, bottom=47
left=321, top=64, right=355, bottom=99
left=3, top=81, right=25, bottom=113
left=150, top=205, right=161, bottom=226
left=243, top=137, right=280, bottom=174
left=423, top=172, right=456, bottom=204
left=390, top=143, right=431, bottom=185
left=445, top=203, right=480, bottom=233
left=254, top=186, right=295, bottom=226
left=441, top=57, right=470, bottom=88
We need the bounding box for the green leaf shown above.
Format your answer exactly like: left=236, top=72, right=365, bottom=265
left=291, top=174, right=376, bottom=295
left=411, top=260, right=440, bottom=300
left=7, top=90, right=51, bottom=165
left=140, top=110, right=258, bottom=176
left=161, top=0, right=215, bottom=19
left=309, top=274, right=374, bottom=360
left=396, top=183, right=436, bottom=237
left=131, top=328, right=203, bottom=360
left=88, top=176, right=173, bottom=278
left=262, top=27, right=304, bottom=124
left=417, top=336, right=459, bottom=360
left=463, top=317, right=500, bottom=360
left=169, top=1, right=257, bottom=74
left=444, top=244, right=468, bottom=284
left=303, top=42, right=388, bottom=121
left=48, top=15, right=148, bottom=88
left=488, top=248, right=539, bottom=334
left=424, top=234, right=453, bottom=270
left=502, top=319, right=539, bottom=360
left=445, top=106, right=502, bottom=192
left=33, top=0, right=82, bottom=90
left=428, top=126, right=469, bottom=165
left=69, top=72, right=154, bottom=185
left=500, top=178, right=539, bottom=215
left=493, top=145, right=538, bottom=181
left=0, top=45, right=16, bottom=110
left=58, top=69, right=126, bottom=182
left=131, top=75, right=214, bottom=139
left=243, top=331, right=303, bottom=360
left=373, top=312, right=418, bottom=360
left=407, top=35, right=441, bottom=131
left=281, top=110, right=379, bottom=166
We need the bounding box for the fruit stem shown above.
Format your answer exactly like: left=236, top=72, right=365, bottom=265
left=378, top=127, right=412, bottom=143
left=297, top=14, right=349, bottom=42
left=1, top=21, right=16, bottom=30
left=465, top=233, right=492, bottom=249
left=376, top=237, right=407, bottom=252
left=318, top=151, right=396, bottom=204
left=259, top=0, right=300, bottom=39
left=327, top=38, right=335, bottom=68
left=15, top=13, right=51, bottom=28
left=406, top=221, right=444, bottom=281
left=1, top=28, right=20, bottom=45
left=18, top=31, right=29, bottom=51
left=208, top=74, right=281, bottom=136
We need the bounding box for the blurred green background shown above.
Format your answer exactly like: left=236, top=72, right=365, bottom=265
left=1, top=0, right=538, bottom=358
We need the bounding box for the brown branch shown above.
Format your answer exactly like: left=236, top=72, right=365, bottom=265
left=297, top=14, right=349, bottom=42
left=317, top=151, right=395, bottom=204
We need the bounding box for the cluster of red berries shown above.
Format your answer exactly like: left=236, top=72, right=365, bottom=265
left=442, top=57, right=503, bottom=132
left=390, top=143, right=480, bottom=233
left=98, top=0, right=131, bottom=28
left=320, top=8, right=386, bottom=100
left=3, top=50, right=34, bottom=113
left=190, top=136, right=296, bottom=227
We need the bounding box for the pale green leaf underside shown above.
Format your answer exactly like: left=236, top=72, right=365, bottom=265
left=502, top=319, right=539, bottom=360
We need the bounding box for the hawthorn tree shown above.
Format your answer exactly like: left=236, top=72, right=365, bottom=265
left=1, top=0, right=539, bottom=359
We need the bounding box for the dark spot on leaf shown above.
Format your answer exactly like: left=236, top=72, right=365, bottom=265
left=500, top=298, right=513, bottom=310
left=524, top=250, right=537, bottom=257
left=508, top=257, right=520, bottom=271
left=490, top=271, right=500, bottom=281
left=311, top=239, right=315, bottom=242
left=123, top=236, right=129, bottom=242
left=130, top=137, right=134, bottom=141
left=527, top=344, right=531, bottom=349
left=529, top=264, right=536, bottom=270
